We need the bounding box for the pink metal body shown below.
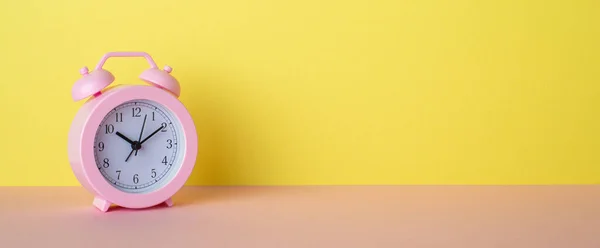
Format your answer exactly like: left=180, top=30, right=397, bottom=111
left=68, top=52, right=197, bottom=212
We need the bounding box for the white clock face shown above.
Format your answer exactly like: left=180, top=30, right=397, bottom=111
left=93, top=99, right=184, bottom=194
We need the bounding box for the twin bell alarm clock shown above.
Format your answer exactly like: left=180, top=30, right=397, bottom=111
left=67, top=52, right=198, bottom=212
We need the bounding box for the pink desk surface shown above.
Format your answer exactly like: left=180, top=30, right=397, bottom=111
left=0, top=186, right=598, bottom=248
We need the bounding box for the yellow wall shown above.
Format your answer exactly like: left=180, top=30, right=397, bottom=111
left=0, top=0, right=598, bottom=186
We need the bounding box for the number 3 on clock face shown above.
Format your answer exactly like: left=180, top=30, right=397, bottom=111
left=93, top=99, right=184, bottom=193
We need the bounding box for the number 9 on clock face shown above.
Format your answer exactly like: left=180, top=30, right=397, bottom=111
left=93, top=99, right=185, bottom=193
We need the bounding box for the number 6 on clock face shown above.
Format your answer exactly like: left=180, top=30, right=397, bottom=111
left=93, top=99, right=184, bottom=194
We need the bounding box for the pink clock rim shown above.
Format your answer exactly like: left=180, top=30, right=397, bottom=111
left=78, top=85, right=197, bottom=209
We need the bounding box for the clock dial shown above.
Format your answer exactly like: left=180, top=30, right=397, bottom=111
left=93, top=99, right=184, bottom=193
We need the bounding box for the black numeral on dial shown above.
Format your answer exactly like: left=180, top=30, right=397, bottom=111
left=105, top=124, right=114, bottom=134
left=132, top=107, right=142, bottom=117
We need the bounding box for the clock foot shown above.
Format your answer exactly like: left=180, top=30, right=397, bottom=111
left=93, top=196, right=112, bottom=212
left=164, top=198, right=174, bottom=207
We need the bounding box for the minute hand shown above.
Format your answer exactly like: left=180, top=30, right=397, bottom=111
left=140, top=125, right=164, bottom=144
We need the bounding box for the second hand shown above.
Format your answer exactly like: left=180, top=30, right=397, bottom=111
left=135, top=114, right=147, bottom=156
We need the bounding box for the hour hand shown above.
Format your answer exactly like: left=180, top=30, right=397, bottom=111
left=116, top=131, right=135, bottom=145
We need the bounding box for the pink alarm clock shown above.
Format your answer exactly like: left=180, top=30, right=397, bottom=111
left=67, top=52, right=198, bottom=212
